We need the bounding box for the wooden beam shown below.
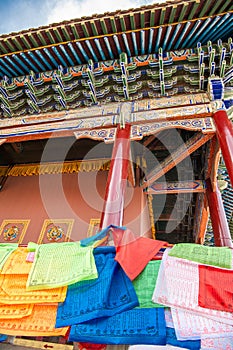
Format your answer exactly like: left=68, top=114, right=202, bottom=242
left=146, top=180, right=205, bottom=194
left=193, top=193, right=209, bottom=244
left=0, top=138, right=6, bottom=146
left=142, top=132, right=214, bottom=189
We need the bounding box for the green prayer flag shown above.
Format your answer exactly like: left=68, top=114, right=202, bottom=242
left=26, top=242, right=98, bottom=290
left=0, top=244, right=18, bottom=270
left=133, top=260, right=163, bottom=308
left=168, top=243, right=232, bottom=269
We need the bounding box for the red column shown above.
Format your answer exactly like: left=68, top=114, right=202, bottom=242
left=213, top=110, right=233, bottom=187
left=100, top=124, right=131, bottom=229
left=206, top=178, right=233, bottom=247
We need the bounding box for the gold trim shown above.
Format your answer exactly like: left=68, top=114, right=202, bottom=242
left=0, top=166, right=8, bottom=176
left=147, top=194, right=156, bottom=239
left=37, top=219, right=74, bottom=244
left=87, top=218, right=100, bottom=237
left=0, top=219, right=30, bottom=244
left=7, top=159, right=110, bottom=177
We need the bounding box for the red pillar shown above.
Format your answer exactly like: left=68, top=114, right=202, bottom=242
left=100, top=124, right=131, bottom=229
left=206, top=178, right=233, bottom=247
left=213, top=110, right=233, bottom=187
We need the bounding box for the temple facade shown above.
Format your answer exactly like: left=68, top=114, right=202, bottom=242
left=0, top=0, right=232, bottom=347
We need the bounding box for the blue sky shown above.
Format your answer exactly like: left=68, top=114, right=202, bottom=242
left=0, top=0, right=163, bottom=35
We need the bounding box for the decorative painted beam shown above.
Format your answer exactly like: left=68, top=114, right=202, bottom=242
left=43, top=48, right=59, bottom=67
left=36, top=31, right=47, bottom=46
left=45, top=29, right=56, bottom=44
left=119, top=15, right=126, bottom=32
left=188, top=18, right=212, bottom=47
left=81, top=22, right=90, bottom=37
left=5, top=56, right=24, bottom=75
left=146, top=180, right=206, bottom=194
left=59, top=45, right=74, bottom=66
left=148, top=29, right=154, bottom=54
left=187, top=0, right=200, bottom=20
left=100, top=19, right=108, bottom=35
left=53, top=28, right=63, bottom=42
left=167, top=24, right=181, bottom=51
left=110, top=17, right=117, bottom=33
left=159, top=8, right=166, bottom=25
left=52, top=46, right=67, bottom=67
left=130, top=14, right=136, bottom=30
left=142, top=132, right=214, bottom=189
left=67, top=43, right=82, bottom=65
left=182, top=20, right=201, bottom=48
left=70, top=24, right=80, bottom=39
left=60, top=26, right=71, bottom=41
left=3, top=39, right=15, bottom=52
left=20, top=35, right=31, bottom=49
left=35, top=50, right=52, bottom=70
left=174, top=21, right=191, bottom=50
left=103, top=37, right=114, bottom=59
left=11, top=36, right=23, bottom=51
left=20, top=52, right=39, bottom=72
left=90, top=21, right=98, bottom=36
left=94, top=39, right=106, bottom=61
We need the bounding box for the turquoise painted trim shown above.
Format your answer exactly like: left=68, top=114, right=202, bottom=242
left=155, top=27, right=163, bottom=53
left=85, top=40, right=98, bottom=62
left=122, top=33, right=131, bottom=57
left=140, top=30, right=145, bottom=55
left=20, top=53, right=39, bottom=72
left=162, top=26, right=172, bottom=51
left=167, top=23, right=181, bottom=51
left=76, top=41, right=90, bottom=61
left=43, top=48, right=59, bottom=67
left=189, top=18, right=212, bottom=47
left=182, top=20, right=201, bottom=48
left=209, top=15, right=233, bottom=43
left=28, top=51, right=47, bottom=71
left=5, top=56, right=24, bottom=75
left=52, top=46, right=67, bottom=67
left=148, top=29, right=154, bottom=54
left=113, top=35, right=122, bottom=55
left=0, top=63, right=12, bottom=77
left=35, top=50, right=52, bottom=70
left=94, top=39, right=106, bottom=61
left=104, top=37, right=114, bottom=59
left=131, top=32, right=138, bottom=56
left=59, top=45, right=75, bottom=66
left=197, top=16, right=221, bottom=44
left=67, top=43, right=82, bottom=65
left=201, top=14, right=231, bottom=45
left=13, top=54, right=30, bottom=72
left=0, top=58, right=18, bottom=76
left=174, top=22, right=191, bottom=50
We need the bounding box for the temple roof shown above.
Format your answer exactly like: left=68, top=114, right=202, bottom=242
left=0, top=0, right=232, bottom=77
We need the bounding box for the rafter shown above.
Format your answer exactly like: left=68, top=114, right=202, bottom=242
left=142, top=132, right=214, bottom=189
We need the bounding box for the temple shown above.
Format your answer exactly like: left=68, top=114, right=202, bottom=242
left=0, top=0, right=232, bottom=348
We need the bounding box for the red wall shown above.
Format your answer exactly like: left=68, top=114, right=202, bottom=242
left=0, top=171, right=151, bottom=244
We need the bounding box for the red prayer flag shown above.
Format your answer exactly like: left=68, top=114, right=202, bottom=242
left=198, top=264, right=233, bottom=312
left=112, top=227, right=166, bottom=280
